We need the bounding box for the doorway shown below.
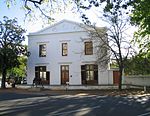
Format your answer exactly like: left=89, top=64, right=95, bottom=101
left=113, top=71, right=120, bottom=85
left=61, top=65, right=69, bottom=85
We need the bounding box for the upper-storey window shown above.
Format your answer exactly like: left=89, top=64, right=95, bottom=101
left=85, top=41, right=93, bottom=55
left=39, top=44, right=46, bottom=57
left=62, top=43, right=68, bottom=56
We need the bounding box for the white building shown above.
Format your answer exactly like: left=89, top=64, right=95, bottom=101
left=27, top=20, right=116, bottom=86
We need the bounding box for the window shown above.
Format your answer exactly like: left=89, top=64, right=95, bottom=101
left=35, top=66, right=50, bottom=84
left=85, top=41, right=93, bottom=55
left=35, top=66, right=46, bottom=79
left=81, top=64, right=98, bottom=85
left=39, top=44, right=46, bottom=57
left=62, top=43, right=68, bottom=56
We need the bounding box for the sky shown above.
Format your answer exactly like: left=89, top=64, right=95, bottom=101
left=0, top=1, right=84, bottom=44
left=0, top=1, right=83, bottom=32
left=0, top=1, right=137, bottom=46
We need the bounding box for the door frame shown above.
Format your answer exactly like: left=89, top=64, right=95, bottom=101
left=113, top=71, right=120, bottom=85
left=60, top=65, right=69, bottom=85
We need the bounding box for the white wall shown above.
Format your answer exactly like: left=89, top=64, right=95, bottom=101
left=27, top=20, right=113, bottom=85
left=124, top=75, right=150, bottom=86
left=98, top=70, right=113, bottom=85
left=27, top=32, right=96, bottom=85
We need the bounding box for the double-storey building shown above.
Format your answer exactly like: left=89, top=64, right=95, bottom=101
left=27, top=20, right=115, bottom=86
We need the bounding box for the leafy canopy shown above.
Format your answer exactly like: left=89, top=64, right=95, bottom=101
left=7, top=56, right=27, bottom=78
left=0, top=16, right=26, bottom=88
left=75, top=0, right=134, bottom=90
left=0, top=16, right=26, bottom=69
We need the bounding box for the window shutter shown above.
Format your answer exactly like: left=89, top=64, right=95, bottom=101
left=81, top=65, right=86, bottom=84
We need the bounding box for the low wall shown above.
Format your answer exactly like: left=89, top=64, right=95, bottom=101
left=124, top=75, right=150, bottom=86
left=17, top=84, right=119, bottom=90
left=99, top=70, right=113, bottom=85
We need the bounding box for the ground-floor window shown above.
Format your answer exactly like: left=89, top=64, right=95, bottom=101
left=35, top=66, right=50, bottom=84
left=81, top=64, right=98, bottom=85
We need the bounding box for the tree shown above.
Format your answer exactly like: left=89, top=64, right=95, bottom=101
left=130, top=0, right=150, bottom=58
left=97, top=0, right=150, bottom=58
left=4, top=0, right=75, bottom=23
left=130, top=0, right=150, bottom=37
left=76, top=0, right=134, bottom=90
left=0, top=16, right=26, bottom=88
left=124, top=52, right=150, bottom=75
left=7, top=56, right=27, bottom=83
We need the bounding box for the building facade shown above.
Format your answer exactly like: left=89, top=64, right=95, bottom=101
left=27, top=20, right=114, bottom=86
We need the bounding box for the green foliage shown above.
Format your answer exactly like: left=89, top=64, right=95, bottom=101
left=129, top=0, right=150, bottom=56
left=8, top=56, right=27, bottom=78
left=77, top=0, right=150, bottom=54
left=75, top=0, right=133, bottom=90
left=77, top=0, right=150, bottom=77
left=124, top=53, right=150, bottom=75
left=131, top=0, right=150, bottom=36
left=0, top=16, right=26, bottom=69
left=0, top=16, right=26, bottom=88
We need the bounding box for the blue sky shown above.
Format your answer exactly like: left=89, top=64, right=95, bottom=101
left=0, top=1, right=83, bottom=44
left=0, top=1, right=104, bottom=33
left=0, top=1, right=26, bottom=28
left=0, top=1, right=83, bottom=33
left=0, top=1, right=29, bottom=44
left=0, top=1, right=137, bottom=46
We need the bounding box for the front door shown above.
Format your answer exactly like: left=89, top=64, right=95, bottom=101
left=61, top=65, right=69, bottom=85
left=113, top=71, right=120, bottom=85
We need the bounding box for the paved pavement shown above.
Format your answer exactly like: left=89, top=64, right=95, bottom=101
left=0, top=88, right=150, bottom=116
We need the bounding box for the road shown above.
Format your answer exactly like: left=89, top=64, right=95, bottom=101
left=0, top=91, right=150, bottom=116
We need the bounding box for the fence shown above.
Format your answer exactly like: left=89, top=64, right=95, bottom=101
left=124, top=75, right=150, bottom=86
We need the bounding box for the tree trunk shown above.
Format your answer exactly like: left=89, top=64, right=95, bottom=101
left=1, top=65, right=7, bottom=88
left=118, top=69, right=122, bottom=90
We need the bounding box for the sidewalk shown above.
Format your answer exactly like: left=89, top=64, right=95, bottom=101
left=16, top=84, right=120, bottom=90
left=0, top=84, right=149, bottom=96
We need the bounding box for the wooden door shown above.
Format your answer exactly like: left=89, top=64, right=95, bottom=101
left=113, top=71, right=120, bottom=85
left=61, top=65, right=69, bottom=85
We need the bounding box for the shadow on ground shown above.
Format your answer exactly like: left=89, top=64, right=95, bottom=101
left=0, top=88, right=150, bottom=116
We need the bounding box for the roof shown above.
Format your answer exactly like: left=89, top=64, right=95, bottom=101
left=28, top=19, right=88, bottom=36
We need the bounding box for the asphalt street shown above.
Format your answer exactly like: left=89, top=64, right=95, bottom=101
left=0, top=91, right=150, bottom=116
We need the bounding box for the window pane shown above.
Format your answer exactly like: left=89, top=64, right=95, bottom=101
left=94, top=65, right=98, bottom=71
left=39, top=44, right=46, bottom=57
left=90, top=65, right=94, bottom=70
left=86, top=71, right=90, bottom=80
left=39, top=66, right=46, bottom=71
left=43, top=72, right=46, bottom=79
left=85, top=41, right=93, bottom=55
left=89, top=71, right=94, bottom=80
left=35, top=67, right=39, bottom=71
left=61, top=66, right=65, bottom=71
left=86, top=65, right=90, bottom=70
left=81, top=65, right=86, bottom=71
left=40, top=72, right=43, bottom=78
left=65, top=66, right=69, bottom=70
left=35, top=66, right=46, bottom=80
left=62, top=43, right=68, bottom=56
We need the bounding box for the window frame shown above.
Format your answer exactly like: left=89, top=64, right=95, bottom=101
left=35, top=66, right=46, bottom=79
left=81, top=64, right=98, bottom=85
left=84, top=41, right=93, bottom=55
left=62, top=43, right=68, bottom=56
left=39, top=44, right=46, bottom=57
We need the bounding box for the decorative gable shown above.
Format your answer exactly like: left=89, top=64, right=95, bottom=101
left=29, top=20, right=86, bottom=35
